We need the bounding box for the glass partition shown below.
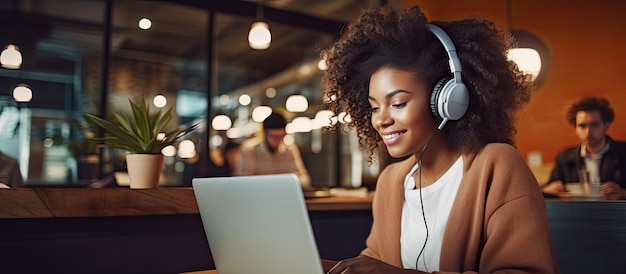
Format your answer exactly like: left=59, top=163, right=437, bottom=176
left=0, top=0, right=383, bottom=188
left=107, top=0, right=208, bottom=186
left=0, top=0, right=105, bottom=185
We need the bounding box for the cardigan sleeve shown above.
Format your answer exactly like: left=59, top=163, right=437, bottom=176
left=480, top=146, right=559, bottom=273
left=438, top=143, right=560, bottom=273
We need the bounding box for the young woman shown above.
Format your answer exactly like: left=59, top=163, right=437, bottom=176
left=320, top=5, right=559, bottom=274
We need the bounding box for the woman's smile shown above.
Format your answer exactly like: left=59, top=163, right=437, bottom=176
left=381, top=130, right=407, bottom=146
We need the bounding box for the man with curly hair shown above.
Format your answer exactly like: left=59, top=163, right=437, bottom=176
left=319, top=5, right=559, bottom=274
left=543, top=96, right=626, bottom=199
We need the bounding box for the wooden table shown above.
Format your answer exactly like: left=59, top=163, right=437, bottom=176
left=3, top=188, right=625, bottom=274
left=0, top=187, right=372, bottom=218
left=0, top=187, right=373, bottom=273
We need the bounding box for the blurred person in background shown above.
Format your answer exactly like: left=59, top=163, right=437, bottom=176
left=542, top=96, right=626, bottom=199
left=236, top=111, right=311, bottom=186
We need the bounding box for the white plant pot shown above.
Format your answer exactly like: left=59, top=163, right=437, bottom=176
left=126, top=154, right=164, bottom=189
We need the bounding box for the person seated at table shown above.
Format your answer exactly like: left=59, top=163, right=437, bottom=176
left=0, top=150, right=24, bottom=188
left=318, top=5, right=559, bottom=273
left=236, top=111, right=311, bottom=187
left=542, top=96, right=626, bottom=199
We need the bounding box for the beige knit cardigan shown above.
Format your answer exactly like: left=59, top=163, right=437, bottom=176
left=361, top=143, right=560, bottom=274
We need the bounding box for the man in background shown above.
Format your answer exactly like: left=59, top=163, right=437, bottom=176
left=236, top=111, right=311, bottom=187
left=543, top=96, right=626, bottom=199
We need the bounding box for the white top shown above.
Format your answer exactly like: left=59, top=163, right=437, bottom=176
left=581, top=142, right=609, bottom=184
left=401, top=156, right=463, bottom=272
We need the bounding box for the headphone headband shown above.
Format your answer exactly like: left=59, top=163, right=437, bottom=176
left=426, top=24, right=462, bottom=80
left=426, top=24, right=469, bottom=129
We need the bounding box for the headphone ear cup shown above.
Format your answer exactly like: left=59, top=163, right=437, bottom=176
left=430, top=77, right=452, bottom=119
left=430, top=76, right=469, bottom=121
left=441, top=81, right=469, bottom=120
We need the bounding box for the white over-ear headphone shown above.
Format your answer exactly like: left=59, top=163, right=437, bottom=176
left=427, top=24, right=469, bottom=130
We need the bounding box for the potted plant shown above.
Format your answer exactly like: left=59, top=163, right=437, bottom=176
left=85, top=98, right=199, bottom=189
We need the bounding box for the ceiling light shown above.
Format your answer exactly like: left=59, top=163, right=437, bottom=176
left=286, top=117, right=312, bottom=133
left=506, top=0, right=548, bottom=86
left=251, top=105, right=272, bottom=122
left=248, top=5, right=271, bottom=50
left=13, top=84, right=32, bottom=102
left=249, top=22, right=271, bottom=50
left=507, top=48, right=541, bottom=80
left=286, top=94, right=308, bottom=112
left=265, top=87, right=276, bottom=98
left=226, top=127, right=243, bottom=139
left=238, top=94, right=251, bottom=106
left=313, top=110, right=335, bottom=129
left=318, top=58, right=328, bottom=71
left=161, top=145, right=177, bottom=157
left=153, top=94, right=167, bottom=108
left=338, top=111, right=351, bottom=124
left=219, top=94, right=230, bottom=105
left=212, top=115, right=232, bottom=130
left=177, top=139, right=196, bottom=159
left=1, top=44, right=22, bottom=69
left=138, top=18, right=152, bottom=30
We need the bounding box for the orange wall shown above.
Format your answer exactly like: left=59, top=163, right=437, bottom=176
left=402, top=0, right=626, bottom=164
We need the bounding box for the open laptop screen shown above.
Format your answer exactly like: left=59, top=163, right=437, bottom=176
left=192, top=174, right=324, bottom=274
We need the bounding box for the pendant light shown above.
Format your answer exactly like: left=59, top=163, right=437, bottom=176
left=248, top=4, right=271, bottom=50
left=505, top=0, right=544, bottom=82
left=286, top=94, right=308, bottom=113
left=13, top=84, right=33, bottom=103
left=1, top=44, right=22, bottom=69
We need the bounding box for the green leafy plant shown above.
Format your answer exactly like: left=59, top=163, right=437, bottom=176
left=85, top=98, right=199, bottom=154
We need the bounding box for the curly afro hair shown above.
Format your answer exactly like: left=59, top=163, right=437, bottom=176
left=566, top=96, right=614, bottom=126
left=320, top=5, right=533, bottom=161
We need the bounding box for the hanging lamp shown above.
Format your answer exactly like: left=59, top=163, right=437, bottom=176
left=505, top=0, right=542, bottom=81
left=1, top=44, right=22, bottom=69
left=248, top=4, right=271, bottom=50
left=13, top=84, right=33, bottom=103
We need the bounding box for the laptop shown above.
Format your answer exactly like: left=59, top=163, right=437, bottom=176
left=192, top=174, right=324, bottom=274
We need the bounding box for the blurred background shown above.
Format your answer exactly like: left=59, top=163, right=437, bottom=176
left=0, top=0, right=390, bottom=188
left=1, top=0, right=625, bottom=187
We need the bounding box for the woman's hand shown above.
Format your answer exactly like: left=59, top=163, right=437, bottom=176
left=325, top=256, right=424, bottom=274
left=322, top=259, right=339, bottom=272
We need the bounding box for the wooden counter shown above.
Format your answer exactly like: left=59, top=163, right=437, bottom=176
left=0, top=187, right=373, bottom=274
left=0, top=187, right=373, bottom=219
left=3, top=188, right=625, bottom=274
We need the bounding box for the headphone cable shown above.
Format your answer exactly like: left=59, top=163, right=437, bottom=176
left=415, top=130, right=439, bottom=271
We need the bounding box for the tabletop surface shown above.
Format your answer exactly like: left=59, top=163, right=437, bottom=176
left=0, top=187, right=374, bottom=219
